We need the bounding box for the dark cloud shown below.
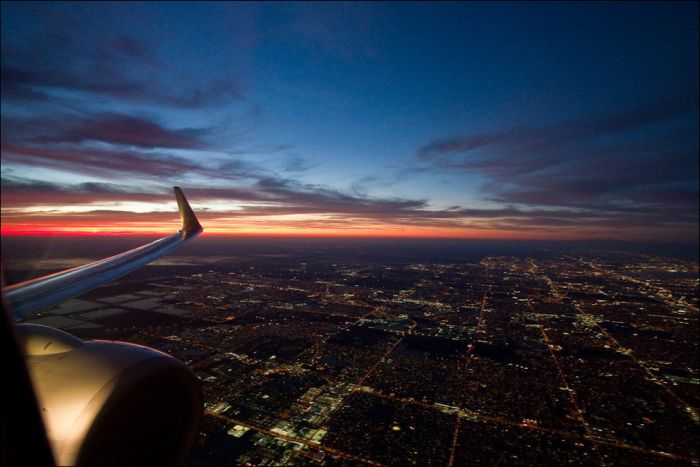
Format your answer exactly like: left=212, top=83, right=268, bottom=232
left=419, top=88, right=698, bottom=165
left=0, top=177, right=171, bottom=207
left=0, top=175, right=449, bottom=223
left=1, top=21, right=243, bottom=109
left=3, top=174, right=697, bottom=241
left=418, top=90, right=699, bottom=225
left=254, top=177, right=429, bottom=214
left=1, top=64, right=243, bottom=109
left=0, top=107, right=266, bottom=181
left=30, top=113, right=207, bottom=149
left=0, top=138, right=285, bottom=185
left=4, top=175, right=690, bottom=230
left=1, top=144, right=205, bottom=179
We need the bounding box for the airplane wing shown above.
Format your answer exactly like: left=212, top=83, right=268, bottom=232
left=2, top=186, right=203, bottom=321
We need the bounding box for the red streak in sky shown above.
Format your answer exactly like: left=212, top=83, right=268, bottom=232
left=0, top=226, right=575, bottom=240
left=0, top=228, right=160, bottom=237
left=2, top=218, right=696, bottom=242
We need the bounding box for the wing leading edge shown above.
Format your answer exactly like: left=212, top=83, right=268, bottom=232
left=3, top=187, right=203, bottom=321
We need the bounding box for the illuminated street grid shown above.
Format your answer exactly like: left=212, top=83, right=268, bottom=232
left=45, top=251, right=699, bottom=466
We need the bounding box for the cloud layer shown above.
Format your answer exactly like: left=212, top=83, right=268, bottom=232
left=416, top=87, right=698, bottom=240
left=2, top=3, right=698, bottom=242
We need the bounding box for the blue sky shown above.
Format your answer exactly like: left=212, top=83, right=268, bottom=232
left=1, top=2, right=698, bottom=240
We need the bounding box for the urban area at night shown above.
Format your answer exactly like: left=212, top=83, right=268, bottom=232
left=3, top=238, right=697, bottom=465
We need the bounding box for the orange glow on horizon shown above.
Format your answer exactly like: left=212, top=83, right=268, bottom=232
left=0, top=224, right=625, bottom=241
left=2, top=215, right=696, bottom=242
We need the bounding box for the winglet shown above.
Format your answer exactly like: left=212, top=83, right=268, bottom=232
left=174, top=187, right=203, bottom=239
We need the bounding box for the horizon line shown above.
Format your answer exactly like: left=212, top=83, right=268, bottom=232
left=1, top=230, right=698, bottom=245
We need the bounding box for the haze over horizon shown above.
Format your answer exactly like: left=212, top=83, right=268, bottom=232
left=1, top=2, right=698, bottom=242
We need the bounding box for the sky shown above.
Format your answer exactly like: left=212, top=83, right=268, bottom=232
left=1, top=2, right=698, bottom=241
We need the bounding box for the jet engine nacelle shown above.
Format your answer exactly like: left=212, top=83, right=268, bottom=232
left=16, top=324, right=202, bottom=466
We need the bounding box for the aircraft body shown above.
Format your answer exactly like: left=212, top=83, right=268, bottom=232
left=2, top=187, right=204, bottom=466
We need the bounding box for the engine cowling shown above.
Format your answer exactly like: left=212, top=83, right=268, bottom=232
left=17, top=324, right=202, bottom=466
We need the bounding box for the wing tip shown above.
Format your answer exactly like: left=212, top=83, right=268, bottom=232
left=173, top=187, right=203, bottom=239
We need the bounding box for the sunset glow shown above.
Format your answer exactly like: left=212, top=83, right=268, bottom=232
left=1, top=3, right=698, bottom=242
